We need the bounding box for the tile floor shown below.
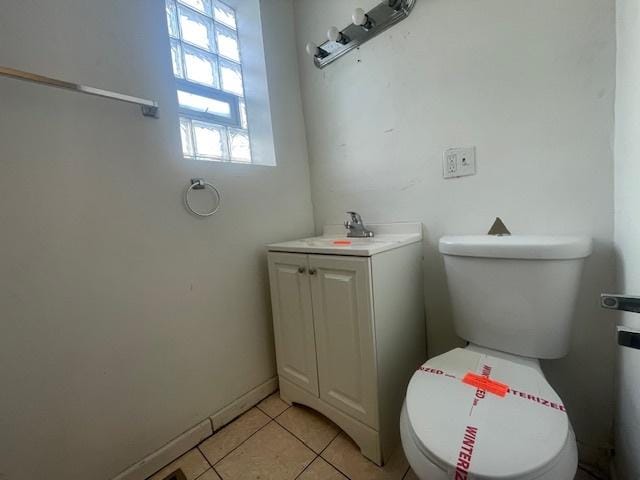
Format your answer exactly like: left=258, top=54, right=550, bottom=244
left=146, top=391, right=601, bottom=480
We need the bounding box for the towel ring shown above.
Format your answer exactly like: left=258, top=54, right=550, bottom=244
left=185, top=178, right=221, bottom=217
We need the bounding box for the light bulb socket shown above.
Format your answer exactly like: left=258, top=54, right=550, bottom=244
left=361, top=15, right=374, bottom=30
left=328, top=26, right=350, bottom=45
left=306, top=42, right=329, bottom=59
left=336, top=32, right=350, bottom=44
left=353, top=9, right=375, bottom=30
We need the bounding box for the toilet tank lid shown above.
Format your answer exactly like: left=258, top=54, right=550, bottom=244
left=439, top=235, right=593, bottom=259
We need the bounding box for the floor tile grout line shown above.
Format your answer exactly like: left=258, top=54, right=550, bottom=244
left=255, top=392, right=291, bottom=419
left=199, top=392, right=287, bottom=467
left=196, top=397, right=388, bottom=480
left=198, top=416, right=274, bottom=468
left=210, top=416, right=318, bottom=480
left=256, top=402, right=290, bottom=419
left=212, top=464, right=223, bottom=480
left=205, top=415, right=319, bottom=473
left=322, top=460, right=353, bottom=480
left=147, top=449, right=212, bottom=480
left=198, top=444, right=214, bottom=468
left=318, top=430, right=341, bottom=456
left=200, top=408, right=402, bottom=480
left=318, top=433, right=356, bottom=480
left=193, top=467, right=216, bottom=480
left=271, top=417, right=322, bottom=459
left=196, top=398, right=312, bottom=473
left=293, top=453, right=320, bottom=480
left=293, top=453, right=352, bottom=480
left=269, top=404, right=346, bottom=478
left=320, top=452, right=352, bottom=480
left=277, top=420, right=349, bottom=479
left=197, top=407, right=267, bottom=467
left=272, top=414, right=339, bottom=456
left=320, top=432, right=409, bottom=480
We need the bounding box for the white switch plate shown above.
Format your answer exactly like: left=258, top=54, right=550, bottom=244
left=443, top=147, right=476, bottom=179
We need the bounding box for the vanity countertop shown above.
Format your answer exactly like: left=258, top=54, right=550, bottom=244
left=267, top=223, right=422, bottom=257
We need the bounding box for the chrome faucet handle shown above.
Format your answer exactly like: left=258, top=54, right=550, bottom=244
left=346, top=211, right=363, bottom=224
left=344, top=211, right=374, bottom=237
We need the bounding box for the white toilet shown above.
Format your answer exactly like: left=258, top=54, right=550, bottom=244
left=401, top=235, right=592, bottom=480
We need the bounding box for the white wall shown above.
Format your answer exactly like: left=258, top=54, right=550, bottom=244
left=614, top=0, right=640, bottom=477
left=294, top=0, right=616, bottom=463
left=0, top=1, right=313, bottom=479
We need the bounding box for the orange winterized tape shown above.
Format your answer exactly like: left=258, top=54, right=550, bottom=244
left=332, top=240, right=352, bottom=245
left=462, top=372, right=509, bottom=397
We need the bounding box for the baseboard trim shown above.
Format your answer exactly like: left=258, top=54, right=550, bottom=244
left=111, top=376, right=278, bottom=480
left=112, top=419, right=212, bottom=480
left=211, top=376, right=278, bottom=430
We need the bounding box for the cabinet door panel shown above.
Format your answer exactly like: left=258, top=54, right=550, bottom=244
left=268, top=252, right=318, bottom=396
left=309, top=255, right=378, bottom=427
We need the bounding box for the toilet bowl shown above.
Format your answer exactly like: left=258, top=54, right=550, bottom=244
left=401, top=345, right=578, bottom=479
left=400, top=235, right=592, bottom=480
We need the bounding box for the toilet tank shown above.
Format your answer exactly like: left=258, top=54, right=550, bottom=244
left=439, top=235, right=592, bottom=359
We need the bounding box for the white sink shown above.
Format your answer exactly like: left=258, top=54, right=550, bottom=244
left=267, top=223, right=422, bottom=257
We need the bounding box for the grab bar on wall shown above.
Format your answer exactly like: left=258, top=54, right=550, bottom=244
left=0, top=66, right=159, bottom=118
left=601, top=294, right=640, bottom=351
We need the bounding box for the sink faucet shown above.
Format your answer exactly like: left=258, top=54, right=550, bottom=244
left=344, top=211, right=374, bottom=238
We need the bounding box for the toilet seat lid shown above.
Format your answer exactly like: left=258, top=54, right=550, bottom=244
left=405, top=348, right=570, bottom=480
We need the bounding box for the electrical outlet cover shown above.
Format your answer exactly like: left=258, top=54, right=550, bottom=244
left=443, top=147, right=477, bottom=179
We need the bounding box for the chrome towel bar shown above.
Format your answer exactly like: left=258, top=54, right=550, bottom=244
left=0, top=66, right=159, bottom=118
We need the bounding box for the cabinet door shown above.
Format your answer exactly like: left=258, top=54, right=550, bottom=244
left=267, top=252, right=318, bottom=396
left=309, top=255, right=378, bottom=427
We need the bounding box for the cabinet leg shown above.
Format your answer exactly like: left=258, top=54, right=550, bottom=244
left=278, top=378, right=294, bottom=406
left=358, top=440, right=384, bottom=466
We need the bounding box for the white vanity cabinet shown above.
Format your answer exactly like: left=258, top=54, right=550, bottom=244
left=267, top=224, right=425, bottom=465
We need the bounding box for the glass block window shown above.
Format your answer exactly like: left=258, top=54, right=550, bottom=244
left=166, top=0, right=252, bottom=163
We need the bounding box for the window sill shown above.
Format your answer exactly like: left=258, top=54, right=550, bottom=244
left=184, top=155, right=276, bottom=167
